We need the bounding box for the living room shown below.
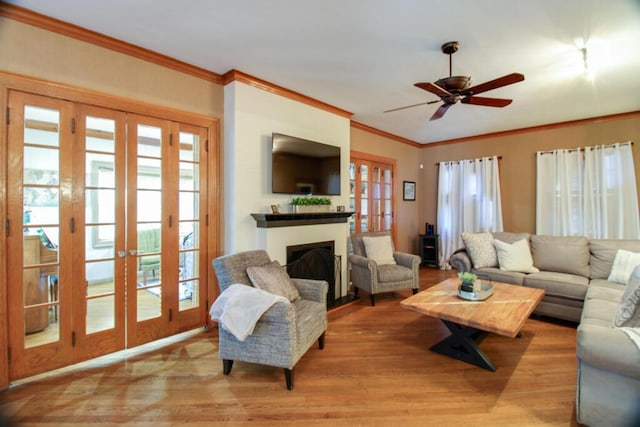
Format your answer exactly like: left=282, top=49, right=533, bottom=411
left=1, top=1, right=640, bottom=425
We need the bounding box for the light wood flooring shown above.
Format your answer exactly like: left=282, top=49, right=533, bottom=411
left=1, top=268, right=580, bottom=426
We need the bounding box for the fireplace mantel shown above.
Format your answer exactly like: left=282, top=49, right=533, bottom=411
left=251, top=212, right=354, bottom=228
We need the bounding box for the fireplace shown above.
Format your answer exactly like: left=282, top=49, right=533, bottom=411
left=286, top=241, right=340, bottom=308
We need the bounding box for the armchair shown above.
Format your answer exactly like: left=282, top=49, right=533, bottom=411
left=212, top=250, right=328, bottom=390
left=349, top=232, right=421, bottom=306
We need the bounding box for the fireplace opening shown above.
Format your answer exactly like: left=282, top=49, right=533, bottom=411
left=286, top=241, right=340, bottom=308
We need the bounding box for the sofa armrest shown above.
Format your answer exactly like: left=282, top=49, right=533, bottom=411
left=449, top=248, right=472, bottom=272
left=577, top=324, right=640, bottom=380
left=291, top=278, right=328, bottom=304
left=393, top=251, right=421, bottom=270
left=349, top=253, right=376, bottom=271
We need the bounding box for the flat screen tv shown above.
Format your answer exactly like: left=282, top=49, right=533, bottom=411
left=271, top=132, right=341, bottom=196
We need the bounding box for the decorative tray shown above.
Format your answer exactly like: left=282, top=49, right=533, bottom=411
left=457, top=282, right=494, bottom=301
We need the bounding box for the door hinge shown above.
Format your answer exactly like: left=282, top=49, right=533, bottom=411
left=70, top=217, right=76, bottom=233
left=169, top=133, right=173, bottom=146
left=5, top=218, right=9, bottom=237
left=72, top=331, right=76, bottom=347
left=7, top=347, right=11, bottom=362
left=6, top=107, right=9, bottom=125
left=205, top=139, right=209, bottom=152
left=169, top=308, right=173, bottom=322
left=71, top=118, right=76, bottom=134
left=168, top=215, right=173, bottom=227
left=206, top=214, right=209, bottom=226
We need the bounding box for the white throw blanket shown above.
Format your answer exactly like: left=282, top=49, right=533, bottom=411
left=209, top=284, right=288, bottom=341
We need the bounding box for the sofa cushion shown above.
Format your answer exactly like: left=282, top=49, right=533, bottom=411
left=523, top=271, right=588, bottom=300
left=530, top=235, right=590, bottom=278
left=608, top=249, right=640, bottom=285
left=246, top=260, right=301, bottom=302
left=493, top=238, right=539, bottom=273
left=492, top=231, right=531, bottom=244
left=472, top=267, right=526, bottom=285
left=589, top=239, right=640, bottom=279
left=587, top=280, right=626, bottom=302
left=377, top=264, right=413, bottom=283
left=362, top=235, right=396, bottom=265
left=614, top=266, right=640, bottom=327
left=461, top=232, right=498, bottom=268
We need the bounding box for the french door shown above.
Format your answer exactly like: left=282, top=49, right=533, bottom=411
left=349, top=153, right=395, bottom=235
left=6, top=91, right=209, bottom=379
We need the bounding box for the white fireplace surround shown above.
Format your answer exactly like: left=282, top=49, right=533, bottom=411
left=258, top=224, right=349, bottom=298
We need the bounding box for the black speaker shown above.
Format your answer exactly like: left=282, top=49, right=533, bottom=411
left=425, top=223, right=434, bottom=235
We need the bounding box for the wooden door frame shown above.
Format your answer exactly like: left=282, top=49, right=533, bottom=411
left=350, top=150, right=397, bottom=243
left=0, top=72, right=221, bottom=388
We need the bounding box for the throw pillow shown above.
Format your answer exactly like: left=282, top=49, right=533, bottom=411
left=461, top=232, right=498, bottom=268
left=608, top=249, right=640, bottom=285
left=614, top=265, right=640, bottom=327
left=246, top=260, right=301, bottom=302
left=493, top=238, right=540, bottom=273
left=362, top=235, right=396, bottom=265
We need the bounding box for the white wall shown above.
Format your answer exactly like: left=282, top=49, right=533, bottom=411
left=224, top=81, right=351, bottom=296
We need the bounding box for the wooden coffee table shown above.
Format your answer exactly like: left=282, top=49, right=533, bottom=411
left=401, top=278, right=544, bottom=371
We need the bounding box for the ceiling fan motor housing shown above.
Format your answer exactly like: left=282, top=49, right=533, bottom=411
left=435, top=76, right=471, bottom=94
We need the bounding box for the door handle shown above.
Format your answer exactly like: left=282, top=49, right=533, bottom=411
left=117, top=251, right=126, bottom=257
left=129, top=249, right=137, bottom=256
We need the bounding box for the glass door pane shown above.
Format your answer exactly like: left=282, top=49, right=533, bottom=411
left=22, top=105, right=61, bottom=348
left=84, top=116, right=117, bottom=334
left=136, top=124, right=163, bottom=321
left=360, top=163, right=369, bottom=232
left=178, top=131, right=200, bottom=311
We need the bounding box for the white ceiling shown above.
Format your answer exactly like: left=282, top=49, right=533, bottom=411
left=6, top=0, right=640, bottom=144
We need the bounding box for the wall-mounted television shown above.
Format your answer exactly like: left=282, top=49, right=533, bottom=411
left=271, top=132, right=341, bottom=196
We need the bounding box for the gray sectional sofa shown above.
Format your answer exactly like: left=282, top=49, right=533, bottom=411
left=449, top=232, right=640, bottom=426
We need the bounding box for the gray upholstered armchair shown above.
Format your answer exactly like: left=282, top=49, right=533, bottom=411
left=349, top=232, right=421, bottom=306
left=212, top=250, right=328, bottom=390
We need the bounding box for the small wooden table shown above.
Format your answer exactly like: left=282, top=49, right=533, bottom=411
left=401, top=278, right=544, bottom=371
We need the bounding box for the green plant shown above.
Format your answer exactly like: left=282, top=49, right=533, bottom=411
left=457, top=272, right=477, bottom=284
left=290, top=196, right=331, bottom=206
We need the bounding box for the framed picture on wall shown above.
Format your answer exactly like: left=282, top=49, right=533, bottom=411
left=403, top=181, right=416, bottom=201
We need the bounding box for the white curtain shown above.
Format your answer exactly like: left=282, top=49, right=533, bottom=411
left=437, top=156, right=503, bottom=268
left=536, top=142, right=640, bottom=239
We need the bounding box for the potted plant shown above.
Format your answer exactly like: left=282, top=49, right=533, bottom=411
left=290, top=196, right=331, bottom=213
left=457, top=272, right=478, bottom=293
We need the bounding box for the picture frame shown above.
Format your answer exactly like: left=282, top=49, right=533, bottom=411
left=403, top=180, right=416, bottom=201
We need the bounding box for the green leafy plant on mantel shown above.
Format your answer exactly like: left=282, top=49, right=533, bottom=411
left=290, top=196, right=331, bottom=206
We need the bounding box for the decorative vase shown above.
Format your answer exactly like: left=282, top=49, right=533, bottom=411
left=460, top=281, right=475, bottom=293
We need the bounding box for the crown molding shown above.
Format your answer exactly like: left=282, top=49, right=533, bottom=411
left=223, top=70, right=352, bottom=119
left=0, top=3, right=224, bottom=84
left=425, top=110, right=640, bottom=147
left=350, top=121, right=422, bottom=147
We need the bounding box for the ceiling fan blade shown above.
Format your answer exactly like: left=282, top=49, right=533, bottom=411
left=461, top=96, right=513, bottom=107
left=430, top=103, right=452, bottom=121
left=384, top=100, right=436, bottom=113
left=463, top=73, right=524, bottom=96
left=415, top=82, right=451, bottom=97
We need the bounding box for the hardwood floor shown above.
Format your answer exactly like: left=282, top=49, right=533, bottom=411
left=1, top=268, right=580, bottom=426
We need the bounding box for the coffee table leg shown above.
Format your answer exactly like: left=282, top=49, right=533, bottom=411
left=430, top=320, right=497, bottom=372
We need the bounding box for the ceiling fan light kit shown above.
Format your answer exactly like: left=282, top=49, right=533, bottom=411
left=386, top=41, right=525, bottom=120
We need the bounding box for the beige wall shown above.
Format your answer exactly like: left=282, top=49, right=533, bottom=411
left=419, top=113, right=640, bottom=234
left=0, top=18, right=224, bottom=117
left=350, top=127, right=422, bottom=254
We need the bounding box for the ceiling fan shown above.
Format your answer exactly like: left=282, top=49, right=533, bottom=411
left=386, top=41, right=525, bottom=120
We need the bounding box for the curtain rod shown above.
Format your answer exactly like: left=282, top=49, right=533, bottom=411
left=537, top=141, right=634, bottom=155
left=435, top=156, right=502, bottom=166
